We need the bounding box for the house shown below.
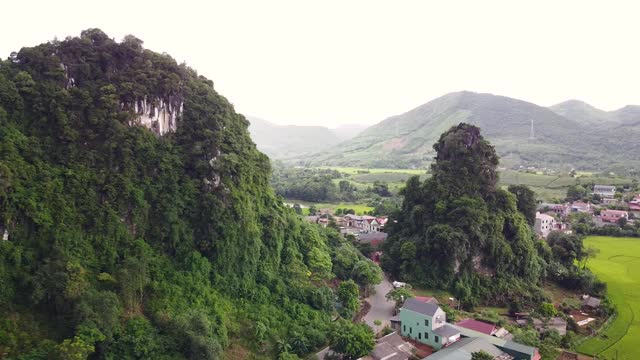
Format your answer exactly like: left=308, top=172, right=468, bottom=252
left=628, top=196, right=640, bottom=211
left=601, top=209, right=628, bottom=223
left=376, top=216, right=389, bottom=229
left=357, top=232, right=388, bottom=248
left=593, top=185, right=616, bottom=198
left=343, top=214, right=384, bottom=233
left=549, top=204, right=571, bottom=218
left=424, top=337, right=515, bottom=360
left=343, top=214, right=363, bottom=228
left=364, top=216, right=381, bottom=232
left=371, top=332, right=415, bottom=360
left=552, top=222, right=572, bottom=234
left=398, top=298, right=461, bottom=350
left=602, top=198, right=618, bottom=205
left=450, top=324, right=541, bottom=360
left=414, top=296, right=439, bottom=304
left=570, top=201, right=591, bottom=213
left=493, top=328, right=511, bottom=339
left=455, top=319, right=497, bottom=336
left=305, top=215, right=329, bottom=227
left=531, top=317, right=567, bottom=336
left=582, top=295, right=601, bottom=309
left=534, top=212, right=555, bottom=238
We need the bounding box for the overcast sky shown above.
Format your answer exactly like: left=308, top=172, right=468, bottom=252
left=3, top=0, right=640, bottom=127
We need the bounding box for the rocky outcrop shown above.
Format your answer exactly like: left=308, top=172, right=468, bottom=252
left=126, top=97, right=183, bottom=135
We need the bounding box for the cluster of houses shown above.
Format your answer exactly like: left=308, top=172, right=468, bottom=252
left=365, top=291, right=606, bottom=360
left=368, top=297, right=541, bottom=360
left=534, top=184, right=640, bottom=238
left=305, top=212, right=390, bottom=250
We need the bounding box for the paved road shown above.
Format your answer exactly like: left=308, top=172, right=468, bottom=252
left=363, top=274, right=395, bottom=334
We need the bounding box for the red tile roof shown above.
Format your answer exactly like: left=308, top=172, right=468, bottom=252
left=414, top=296, right=438, bottom=304
left=455, top=318, right=497, bottom=335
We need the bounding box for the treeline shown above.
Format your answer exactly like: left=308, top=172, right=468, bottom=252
left=271, top=164, right=391, bottom=202
left=0, top=29, right=376, bottom=360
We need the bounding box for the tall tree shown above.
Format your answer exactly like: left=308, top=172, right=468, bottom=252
left=381, top=124, right=544, bottom=306
left=329, top=320, right=374, bottom=360
left=508, top=184, right=537, bottom=226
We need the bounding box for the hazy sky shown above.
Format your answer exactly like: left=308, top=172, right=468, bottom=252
left=3, top=0, right=640, bottom=127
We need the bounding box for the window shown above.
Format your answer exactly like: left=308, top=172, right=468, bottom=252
left=403, top=325, right=406, bottom=333
left=410, top=327, right=412, bottom=334
left=418, top=333, right=422, bottom=339
left=425, top=332, right=429, bottom=339
left=425, top=319, right=429, bottom=326
left=435, top=335, right=439, bottom=343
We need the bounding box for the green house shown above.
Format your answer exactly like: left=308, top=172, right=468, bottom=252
left=398, top=298, right=460, bottom=349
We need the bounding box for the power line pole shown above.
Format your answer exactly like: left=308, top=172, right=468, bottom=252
left=529, top=119, right=535, bottom=140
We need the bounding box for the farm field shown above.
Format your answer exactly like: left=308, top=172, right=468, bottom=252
left=320, top=167, right=632, bottom=202
left=285, top=200, right=374, bottom=215
left=317, top=166, right=426, bottom=175
left=577, top=236, right=640, bottom=359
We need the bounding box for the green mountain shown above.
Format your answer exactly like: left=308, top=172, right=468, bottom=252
left=306, top=91, right=639, bottom=170
left=248, top=116, right=342, bottom=158
left=548, top=99, right=615, bottom=127
left=0, top=30, right=373, bottom=359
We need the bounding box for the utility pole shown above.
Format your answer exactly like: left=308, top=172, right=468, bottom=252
left=529, top=119, right=535, bottom=140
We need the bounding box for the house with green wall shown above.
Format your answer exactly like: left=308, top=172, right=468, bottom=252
left=398, top=298, right=461, bottom=349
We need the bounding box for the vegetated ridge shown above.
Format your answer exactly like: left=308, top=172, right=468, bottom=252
left=0, top=30, right=374, bottom=359
left=304, top=91, right=640, bottom=171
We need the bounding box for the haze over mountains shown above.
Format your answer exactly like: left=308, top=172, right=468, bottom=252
left=248, top=91, right=640, bottom=171
left=247, top=116, right=366, bottom=159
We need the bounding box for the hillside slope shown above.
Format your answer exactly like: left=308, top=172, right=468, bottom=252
left=549, top=99, right=615, bottom=127
left=306, top=92, right=640, bottom=170
left=308, top=91, right=618, bottom=169
left=0, top=30, right=368, bottom=359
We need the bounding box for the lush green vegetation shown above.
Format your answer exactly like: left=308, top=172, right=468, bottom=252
left=0, top=30, right=376, bottom=359
left=380, top=124, right=603, bottom=308
left=303, top=91, right=640, bottom=172
left=577, top=237, right=640, bottom=360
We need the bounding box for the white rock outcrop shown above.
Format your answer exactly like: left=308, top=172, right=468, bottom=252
left=128, top=97, right=183, bottom=135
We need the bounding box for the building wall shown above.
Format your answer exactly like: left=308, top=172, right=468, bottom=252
left=399, top=308, right=446, bottom=349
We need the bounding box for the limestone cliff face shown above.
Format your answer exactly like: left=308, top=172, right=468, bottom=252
left=127, top=97, right=183, bottom=135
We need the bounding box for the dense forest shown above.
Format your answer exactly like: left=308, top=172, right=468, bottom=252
left=0, top=30, right=376, bottom=359
left=381, top=124, right=605, bottom=308
left=270, top=164, right=392, bottom=203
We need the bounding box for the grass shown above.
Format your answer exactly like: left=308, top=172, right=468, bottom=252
left=317, top=166, right=426, bottom=175
left=412, top=286, right=453, bottom=304
left=286, top=199, right=374, bottom=215
left=577, top=236, right=640, bottom=359
left=313, top=167, right=634, bottom=203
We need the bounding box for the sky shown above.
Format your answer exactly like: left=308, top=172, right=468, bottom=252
left=2, top=0, right=640, bottom=127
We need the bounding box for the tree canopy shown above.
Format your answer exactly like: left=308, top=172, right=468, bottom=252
left=0, top=29, right=375, bottom=359
left=381, top=124, right=546, bottom=307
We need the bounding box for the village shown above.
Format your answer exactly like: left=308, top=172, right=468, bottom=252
left=303, top=183, right=633, bottom=360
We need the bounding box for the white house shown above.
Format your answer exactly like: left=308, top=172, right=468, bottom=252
left=534, top=212, right=556, bottom=238
left=593, top=185, right=616, bottom=198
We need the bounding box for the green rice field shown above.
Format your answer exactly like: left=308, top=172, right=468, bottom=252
left=577, top=236, right=640, bottom=359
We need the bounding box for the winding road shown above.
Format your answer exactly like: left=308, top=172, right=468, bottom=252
left=363, top=274, right=396, bottom=334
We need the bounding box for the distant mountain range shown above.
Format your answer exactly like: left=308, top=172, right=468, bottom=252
left=247, top=92, right=640, bottom=171
left=247, top=116, right=367, bottom=159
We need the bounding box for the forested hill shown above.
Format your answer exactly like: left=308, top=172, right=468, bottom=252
left=381, top=124, right=605, bottom=307
left=304, top=91, right=640, bottom=170
left=0, top=29, right=373, bottom=359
